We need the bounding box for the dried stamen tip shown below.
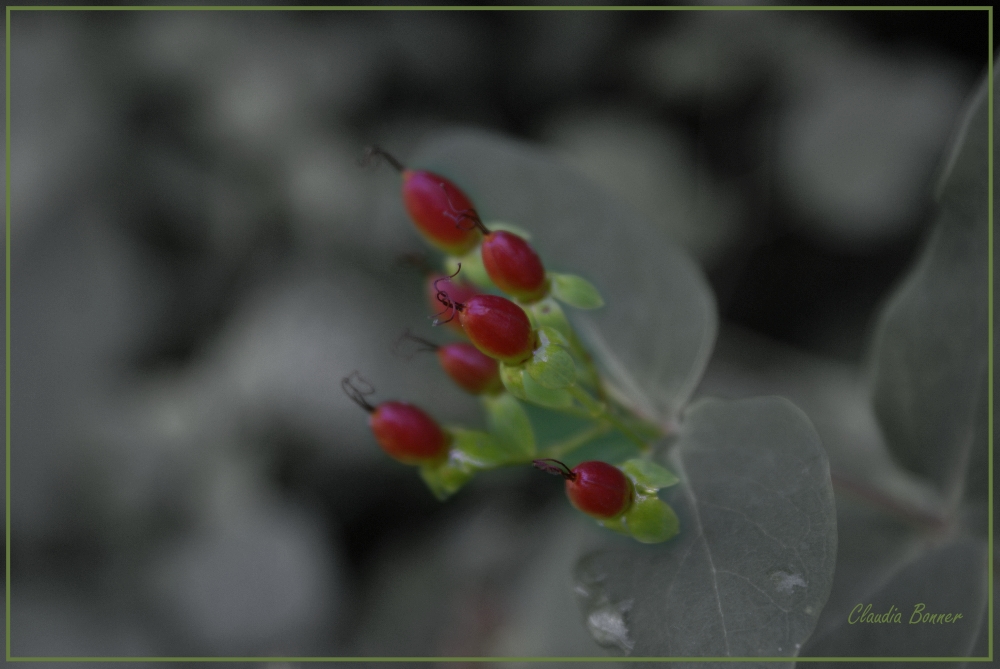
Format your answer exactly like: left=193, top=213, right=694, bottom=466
left=532, top=458, right=577, bottom=480
left=342, top=371, right=376, bottom=412
left=439, top=184, right=490, bottom=234
left=431, top=264, right=466, bottom=325
left=360, top=145, right=405, bottom=172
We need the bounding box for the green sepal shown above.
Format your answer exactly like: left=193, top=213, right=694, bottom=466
left=595, top=496, right=679, bottom=544
left=622, top=497, right=680, bottom=544
left=419, top=456, right=474, bottom=501
left=482, top=393, right=536, bottom=458
left=621, top=459, right=679, bottom=492
left=500, top=362, right=529, bottom=401
left=484, top=221, right=532, bottom=240
left=525, top=327, right=576, bottom=390
left=528, top=298, right=603, bottom=391
left=529, top=297, right=575, bottom=342
left=444, top=250, right=494, bottom=290
left=451, top=428, right=515, bottom=469
left=549, top=272, right=604, bottom=310
left=522, top=370, right=574, bottom=409
left=596, top=513, right=631, bottom=536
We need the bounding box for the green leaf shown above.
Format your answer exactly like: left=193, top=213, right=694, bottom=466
left=450, top=428, right=515, bottom=469
left=418, top=458, right=473, bottom=501
left=549, top=272, right=604, bottom=309
left=521, top=370, right=574, bottom=410
left=575, top=397, right=837, bottom=656
left=481, top=393, right=535, bottom=458
left=528, top=297, right=575, bottom=343
left=620, top=458, right=679, bottom=491
left=620, top=497, right=679, bottom=544
left=867, top=65, right=990, bottom=496
left=524, top=328, right=576, bottom=390
left=499, top=362, right=528, bottom=401
left=412, top=130, right=717, bottom=424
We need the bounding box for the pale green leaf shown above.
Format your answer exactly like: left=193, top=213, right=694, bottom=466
left=620, top=458, right=679, bottom=491
left=481, top=392, right=535, bottom=458
left=499, top=362, right=528, bottom=401
left=867, top=64, right=991, bottom=496
left=525, top=328, right=576, bottom=390
left=450, top=428, right=516, bottom=469
left=620, top=497, right=679, bottom=545
left=522, top=370, right=574, bottom=410
left=575, top=397, right=836, bottom=656
left=418, top=459, right=473, bottom=501
left=549, top=272, right=605, bottom=310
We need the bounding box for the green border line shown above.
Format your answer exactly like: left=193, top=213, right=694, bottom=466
left=4, top=4, right=10, bottom=666
left=0, top=658, right=995, bottom=663
left=0, top=4, right=994, bottom=9
left=3, top=4, right=993, bottom=664
left=987, top=6, right=994, bottom=664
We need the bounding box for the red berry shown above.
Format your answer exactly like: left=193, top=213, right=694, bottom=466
left=457, top=294, right=535, bottom=365
left=402, top=170, right=482, bottom=255
left=480, top=231, right=548, bottom=303
left=437, top=342, right=502, bottom=395
left=369, top=401, right=450, bottom=465
left=426, top=273, right=479, bottom=335
left=533, top=459, right=633, bottom=519
left=566, top=461, right=633, bottom=519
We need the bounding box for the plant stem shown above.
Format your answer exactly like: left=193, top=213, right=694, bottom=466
left=567, top=385, right=650, bottom=452
left=539, top=422, right=613, bottom=460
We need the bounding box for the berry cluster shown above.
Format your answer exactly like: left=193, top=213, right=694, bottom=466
left=345, top=147, right=680, bottom=543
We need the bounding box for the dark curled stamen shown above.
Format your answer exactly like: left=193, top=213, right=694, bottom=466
left=432, top=264, right=465, bottom=326
left=394, top=329, right=440, bottom=360
left=532, top=458, right=577, bottom=481
left=360, top=145, right=405, bottom=172
left=342, top=371, right=376, bottom=413
left=439, top=184, right=490, bottom=234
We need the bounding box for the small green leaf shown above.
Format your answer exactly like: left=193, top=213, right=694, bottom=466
left=419, top=458, right=473, bottom=501
left=525, top=328, right=576, bottom=390
left=522, top=370, right=574, bottom=409
left=484, top=220, right=532, bottom=240
left=499, top=363, right=528, bottom=400
left=444, top=250, right=494, bottom=290
left=622, top=497, right=680, bottom=544
left=549, top=272, right=604, bottom=310
left=451, top=428, right=513, bottom=469
left=528, top=298, right=575, bottom=342
left=482, top=393, right=536, bottom=457
left=596, top=513, right=630, bottom=536
left=621, top=459, right=679, bottom=491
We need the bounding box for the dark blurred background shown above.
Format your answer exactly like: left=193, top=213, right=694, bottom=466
left=6, top=5, right=990, bottom=661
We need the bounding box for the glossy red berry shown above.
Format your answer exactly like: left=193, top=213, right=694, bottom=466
left=449, top=294, right=535, bottom=365
left=364, top=146, right=482, bottom=256
left=369, top=401, right=450, bottom=464
left=402, top=170, right=482, bottom=256
left=437, top=342, right=502, bottom=395
left=480, top=230, right=548, bottom=303
left=533, top=459, right=633, bottom=519
left=342, top=372, right=449, bottom=465
left=426, top=273, right=479, bottom=335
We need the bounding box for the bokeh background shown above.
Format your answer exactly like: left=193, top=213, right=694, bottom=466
left=6, top=5, right=991, bottom=661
